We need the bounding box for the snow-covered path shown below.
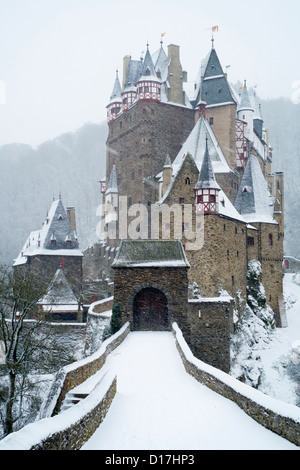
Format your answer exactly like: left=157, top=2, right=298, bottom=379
left=81, top=331, right=298, bottom=450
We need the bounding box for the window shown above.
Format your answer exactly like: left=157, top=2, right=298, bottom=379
left=185, top=177, right=191, bottom=185
left=197, top=195, right=203, bottom=203
left=209, top=117, right=214, bottom=125
left=269, top=233, right=273, bottom=246
left=60, top=258, right=65, bottom=267
left=179, top=197, right=185, bottom=205
left=209, top=194, right=216, bottom=203
left=247, top=236, right=255, bottom=246
left=232, top=275, right=235, bottom=286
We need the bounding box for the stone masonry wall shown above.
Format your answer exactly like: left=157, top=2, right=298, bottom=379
left=107, top=101, right=195, bottom=205
left=113, top=267, right=190, bottom=337
left=187, top=298, right=234, bottom=373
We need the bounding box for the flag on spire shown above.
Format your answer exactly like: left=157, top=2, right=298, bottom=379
left=212, top=26, right=218, bottom=32
left=161, top=32, right=166, bottom=37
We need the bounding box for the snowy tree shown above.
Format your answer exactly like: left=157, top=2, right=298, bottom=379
left=0, top=266, right=64, bottom=437
left=230, top=260, right=276, bottom=388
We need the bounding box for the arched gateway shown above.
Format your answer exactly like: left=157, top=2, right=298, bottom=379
left=133, top=287, right=168, bottom=331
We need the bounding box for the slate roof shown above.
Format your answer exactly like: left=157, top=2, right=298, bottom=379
left=38, top=268, right=78, bottom=311
left=139, top=46, right=160, bottom=81
left=106, top=165, right=118, bottom=195
left=112, top=240, right=190, bottom=268
left=171, top=115, right=232, bottom=175
left=237, top=80, right=254, bottom=112
left=195, top=138, right=221, bottom=190
left=124, top=60, right=143, bottom=89
left=13, top=199, right=83, bottom=266
left=191, top=47, right=236, bottom=108
left=108, top=70, right=122, bottom=104
left=234, top=155, right=275, bottom=223
left=152, top=44, right=168, bottom=81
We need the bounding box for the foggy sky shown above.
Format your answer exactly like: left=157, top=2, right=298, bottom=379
left=0, top=0, right=299, bottom=148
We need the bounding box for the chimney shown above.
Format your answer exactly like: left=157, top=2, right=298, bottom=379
left=67, top=207, right=77, bottom=234
left=167, top=44, right=184, bottom=105
left=122, top=55, right=131, bottom=89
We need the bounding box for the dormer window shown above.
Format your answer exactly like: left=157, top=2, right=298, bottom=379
left=58, top=214, right=63, bottom=220
left=51, top=239, right=56, bottom=246
left=145, top=68, right=150, bottom=76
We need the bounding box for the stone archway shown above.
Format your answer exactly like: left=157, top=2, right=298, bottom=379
left=133, top=287, right=169, bottom=331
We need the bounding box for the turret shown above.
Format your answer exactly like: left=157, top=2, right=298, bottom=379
left=195, top=138, right=221, bottom=214
left=237, top=80, right=254, bottom=141
left=136, top=45, right=162, bottom=103
left=253, top=92, right=263, bottom=139
left=105, top=165, right=119, bottom=214
left=106, top=70, right=122, bottom=124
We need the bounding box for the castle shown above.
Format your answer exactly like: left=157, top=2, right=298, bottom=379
left=100, top=38, right=285, bottom=370
left=14, top=37, right=285, bottom=372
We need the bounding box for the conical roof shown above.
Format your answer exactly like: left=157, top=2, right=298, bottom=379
left=108, top=70, right=122, bottom=104
left=234, top=155, right=274, bottom=222
left=237, top=80, right=254, bottom=112
left=106, top=165, right=118, bottom=195
left=195, top=138, right=221, bottom=190
left=139, top=45, right=160, bottom=82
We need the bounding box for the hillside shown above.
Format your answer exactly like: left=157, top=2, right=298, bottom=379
left=0, top=97, right=299, bottom=266
left=0, top=122, right=107, bottom=265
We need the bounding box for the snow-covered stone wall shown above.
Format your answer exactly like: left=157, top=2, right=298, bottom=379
left=0, top=323, right=131, bottom=450
left=172, top=322, right=300, bottom=447
left=40, top=322, right=130, bottom=418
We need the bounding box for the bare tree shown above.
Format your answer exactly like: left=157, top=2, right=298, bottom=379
left=0, top=265, right=54, bottom=437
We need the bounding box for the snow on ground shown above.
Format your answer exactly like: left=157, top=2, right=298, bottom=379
left=257, top=274, right=300, bottom=405
left=81, top=331, right=298, bottom=450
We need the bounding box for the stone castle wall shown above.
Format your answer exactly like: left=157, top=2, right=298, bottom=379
left=106, top=101, right=195, bottom=205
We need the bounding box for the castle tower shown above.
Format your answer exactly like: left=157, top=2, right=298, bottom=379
left=167, top=44, right=186, bottom=105
left=136, top=45, right=162, bottom=103
left=237, top=80, right=254, bottom=142
left=106, top=70, right=122, bottom=124
left=193, top=43, right=237, bottom=170
left=195, top=138, right=221, bottom=214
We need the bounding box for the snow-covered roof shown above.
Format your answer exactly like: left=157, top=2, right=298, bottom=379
left=234, top=155, right=276, bottom=223
left=108, top=71, right=122, bottom=105
left=106, top=165, right=118, bottom=195
left=13, top=199, right=83, bottom=266
left=237, top=81, right=254, bottom=112
left=195, top=138, right=221, bottom=190
left=172, top=116, right=232, bottom=175
left=112, top=240, right=190, bottom=268
left=38, top=268, right=78, bottom=310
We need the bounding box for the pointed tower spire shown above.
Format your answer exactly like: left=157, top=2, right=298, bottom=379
left=237, top=80, right=254, bottom=141
left=238, top=80, right=254, bottom=112
left=106, top=70, right=122, bottom=124
left=195, top=138, right=221, bottom=214
left=136, top=44, right=162, bottom=103
left=106, top=164, right=118, bottom=195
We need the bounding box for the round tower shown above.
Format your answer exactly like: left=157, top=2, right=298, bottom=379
left=237, top=80, right=254, bottom=141
left=136, top=45, right=162, bottom=103
left=106, top=70, right=122, bottom=124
